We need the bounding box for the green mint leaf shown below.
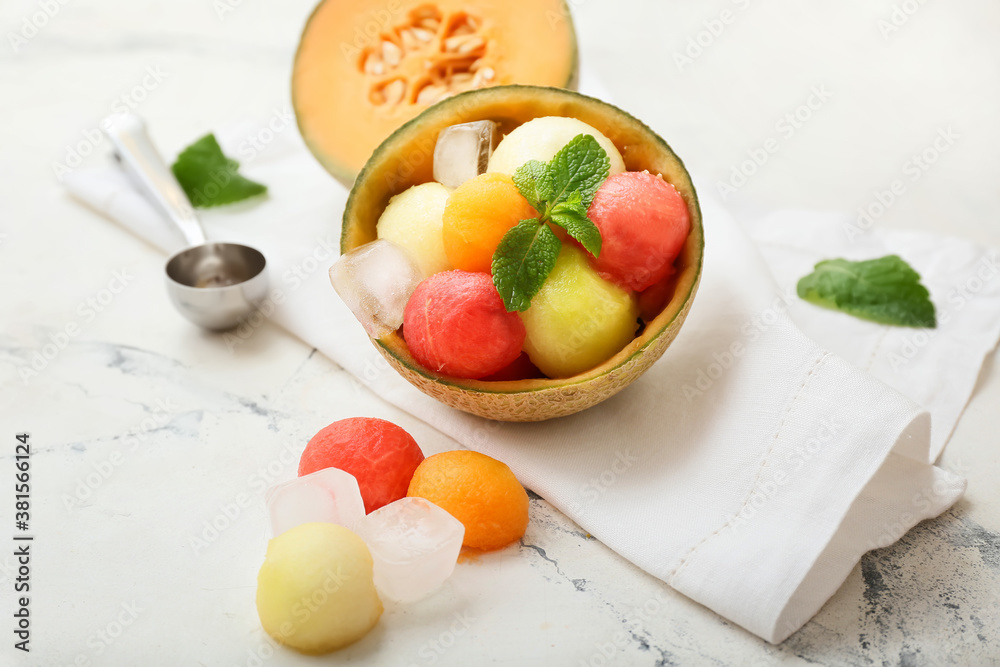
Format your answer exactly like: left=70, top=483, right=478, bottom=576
left=491, top=219, right=561, bottom=312
left=546, top=134, right=610, bottom=208
left=171, top=134, right=267, bottom=208
left=796, top=255, right=936, bottom=328
left=550, top=193, right=602, bottom=257
left=512, top=160, right=552, bottom=214
left=491, top=134, right=612, bottom=310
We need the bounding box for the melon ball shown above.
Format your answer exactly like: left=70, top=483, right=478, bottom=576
left=403, top=271, right=526, bottom=379
left=256, top=523, right=382, bottom=655
left=376, top=182, right=451, bottom=277
left=520, top=245, right=638, bottom=378
left=299, top=417, right=424, bottom=514
left=442, top=172, right=537, bottom=274
left=587, top=171, right=690, bottom=292
left=487, top=116, right=626, bottom=176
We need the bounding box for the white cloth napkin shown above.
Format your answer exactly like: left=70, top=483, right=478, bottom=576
left=63, top=99, right=1000, bottom=643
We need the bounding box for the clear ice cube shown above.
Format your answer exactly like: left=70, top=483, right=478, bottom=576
left=329, top=239, right=423, bottom=339
left=266, top=467, right=366, bottom=537
left=433, top=120, right=497, bottom=189
left=353, top=497, right=465, bottom=603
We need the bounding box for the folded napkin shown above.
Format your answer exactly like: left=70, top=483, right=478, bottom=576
left=63, top=92, right=1000, bottom=643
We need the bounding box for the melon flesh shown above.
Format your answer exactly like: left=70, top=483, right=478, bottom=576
left=520, top=245, right=639, bottom=379
left=293, top=0, right=578, bottom=185
left=256, top=523, right=382, bottom=654
left=376, top=183, right=451, bottom=278
left=487, top=116, right=626, bottom=177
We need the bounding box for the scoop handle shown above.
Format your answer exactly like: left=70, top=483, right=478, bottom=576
left=102, top=113, right=206, bottom=247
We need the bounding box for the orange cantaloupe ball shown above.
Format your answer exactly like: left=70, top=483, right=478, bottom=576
left=407, top=450, right=529, bottom=551
left=442, top=173, right=538, bottom=274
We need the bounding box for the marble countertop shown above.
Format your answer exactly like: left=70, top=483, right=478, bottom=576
left=2, top=0, right=999, bottom=665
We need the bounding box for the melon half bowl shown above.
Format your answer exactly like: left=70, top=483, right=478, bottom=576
left=341, top=85, right=704, bottom=421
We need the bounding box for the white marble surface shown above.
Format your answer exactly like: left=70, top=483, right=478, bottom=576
left=1, top=0, right=999, bottom=665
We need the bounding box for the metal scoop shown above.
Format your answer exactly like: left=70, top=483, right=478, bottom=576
left=104, top=114, right=269, bottom=331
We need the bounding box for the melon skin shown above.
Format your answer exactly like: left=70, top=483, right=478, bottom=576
left=487, top=116, right=626, bottom=177
left=520, top=245, right=639, bottom=379
left=376, top=182, right=451, bottom=278
left=293, top=0, right=579, bottom=186
left=341, top=85, right=704, bottom=421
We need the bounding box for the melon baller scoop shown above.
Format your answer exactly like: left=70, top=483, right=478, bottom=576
left=103, top=113, right=269, bottom=331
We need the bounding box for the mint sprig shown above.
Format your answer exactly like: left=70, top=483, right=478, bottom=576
left=492, top=220, right=561, bottom=312
left=171, top=134, right=267, bottom=208
left=796, top=255, right=937, bottom=328
left=491, top=134, right=610, bottom=312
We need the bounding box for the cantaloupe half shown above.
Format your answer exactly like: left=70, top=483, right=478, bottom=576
left=293, top=0, right=578, bottom=185
left=342, top=86, right=704, bottom=422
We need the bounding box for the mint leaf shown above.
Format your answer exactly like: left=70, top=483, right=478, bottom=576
left=512, top=160, right=551, bottom=214
left=796, top=255, right=936, bottom=328
left=546, top=134, right=610, bottom=208
left=171, top=134, right=267, bottom=208
left=492, top=219, right=561, bottom=312
left=491, top=133, right=612, bottom=310
left=550, top=193, right=601, bottom=256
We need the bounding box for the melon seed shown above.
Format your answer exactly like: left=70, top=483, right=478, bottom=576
left=381, top=40, right=403, bottom=67
left=412, top=27, right=435, bottom=42
left=363, top=52, right=385, bottom=75
left=382, top=79, right=406, bottom=105
left=359, top=9, right=490, bottom=108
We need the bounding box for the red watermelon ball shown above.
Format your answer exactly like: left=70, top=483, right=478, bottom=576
left=403, top=270, right=526, bottom=379
left=586, top=171, right=691, bottom=292
left=298, top=417, right=424, bottom=514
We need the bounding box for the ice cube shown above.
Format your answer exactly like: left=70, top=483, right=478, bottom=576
left=265, top=468, right=366, bottom=537
left=329, top=239, right=423, bottom=339
left=433, top=120, right=497, bottom=189
left=353, top=497, right=465, bottom=603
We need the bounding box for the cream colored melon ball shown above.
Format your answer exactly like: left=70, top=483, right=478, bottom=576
left=487, top=116, right=626, bottom=176
left=376, top=182, right=451, bottom=277
left=255, top=523, right=382, bottom=655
